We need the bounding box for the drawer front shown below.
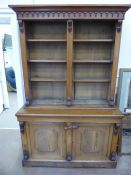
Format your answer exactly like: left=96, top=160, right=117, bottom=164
left=72, top=123, right=113, bottom=160
left=27, top=122, right=66, bottom=160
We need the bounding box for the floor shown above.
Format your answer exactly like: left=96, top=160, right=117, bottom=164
left=0, top=93, right=131, bottom=175
left=0, top=92, right=19, bottom=129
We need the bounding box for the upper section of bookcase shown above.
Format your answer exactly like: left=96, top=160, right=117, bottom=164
left=9, top=4, right=130, bottom=20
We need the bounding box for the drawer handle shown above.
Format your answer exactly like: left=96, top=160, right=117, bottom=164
left=64, top=122, right=78, bottom=130
left=72, top=122, right=78, bottom=129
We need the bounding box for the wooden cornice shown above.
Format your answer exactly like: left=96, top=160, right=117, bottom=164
left=9, top=4, right=130, bottom=20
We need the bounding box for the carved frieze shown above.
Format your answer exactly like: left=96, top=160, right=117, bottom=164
left=16, top=11, right=125, bottom=20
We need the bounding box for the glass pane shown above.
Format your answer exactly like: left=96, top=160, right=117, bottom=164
left=121, top=120, right=131, bottom=154
left=127, top=79, right=131, bottom=108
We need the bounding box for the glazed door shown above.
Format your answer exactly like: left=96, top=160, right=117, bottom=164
left=72, top=123, right=113, bottom=160
left=27, top=122, right=66, bottom=160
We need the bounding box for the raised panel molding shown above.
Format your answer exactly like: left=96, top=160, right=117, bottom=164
left=73, top=124, right=111, bottom=160
left=28, top=122, right=66, bottom=160
left=35, top=128, right=58, bottom=152
left=80, top=128, right=104, bottom=153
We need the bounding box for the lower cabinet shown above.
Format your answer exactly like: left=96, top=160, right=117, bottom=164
left=20, top=120, right=119, bottom=167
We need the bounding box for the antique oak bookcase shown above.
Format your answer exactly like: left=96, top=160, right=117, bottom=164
left=10, top=5, right=130, bottom=167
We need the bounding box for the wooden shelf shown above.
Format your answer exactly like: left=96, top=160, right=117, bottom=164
left=73, top=99, right=108, bottom=105
left=30, top=78, right=66, bottom=82
left=74, top=79, right=111, bottom=83
left=28, top=59, right=66, bottom=63
left=27, top=39, right=113, bottom=42
left=73, top=60, right=113, bottom=63
left=73, top=39, right=114, bottom=42
left=29, top=60, right=112, bottom=63
left=27, top=39, right=66, bottom=42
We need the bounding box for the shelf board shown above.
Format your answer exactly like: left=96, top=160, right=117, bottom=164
left=74, top=79, right=111, bottom=83
left=73, top=39, right=114, bottom=42
left=30, top=78, right=66, bottom=82
left=28, top=59, right=66, bottom=63
left=73, top=60, right=113, bottom=63
left=28, top=59, right=112, bottom=63
left=27, top=39, right=66, bottom=42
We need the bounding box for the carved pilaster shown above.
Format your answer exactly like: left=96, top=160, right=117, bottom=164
left=116, top=20, right=122, bottom=32
left=19, top=121, right=25, bottom=134
left=18, top=19, right=24, bottom=33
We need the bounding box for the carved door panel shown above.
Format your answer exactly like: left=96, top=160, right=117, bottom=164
left=28, top=122, right=66, bottom=160
left=72, top=123, right=113, bottom=160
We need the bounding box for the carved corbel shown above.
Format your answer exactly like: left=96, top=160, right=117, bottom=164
left=25, top=96, right=30, bottom=106
left=116, top=20, right=122, bottom=32
left=110, top=152, right=117, bottom=161
left=19, top=121, right=25, bottom=134
left=67, top=20, right=73, bottom=33
left=108, top=97, right=115, bottom=106
left=23, top=150, right=29, bottom=160
left=66, top=97, right=72, bottom=107
left=66, top=153, right=72, bottom=161
left=18, top=19, right=24, bottom=33
left=113, top=123, right=120, bottom=135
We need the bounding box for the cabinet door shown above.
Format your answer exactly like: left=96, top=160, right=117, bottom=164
left=72, top=123, right=113, bottom=160
left=27, top=122, right=66, bottom=160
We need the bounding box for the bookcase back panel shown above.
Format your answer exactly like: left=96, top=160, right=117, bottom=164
left=74, top=83, right=109, bottom=101
left=74, top=64, right=111, bottom=80
left=30, top=63, right=66, bottom=80
left=28, top=42, right=66, bottom=60
left=74, top=43, right=113, bottom=60
left=74, top=21, right=115, bottom=39
left=26, top=21, right=66, bottom=39
left=31, top=82, right=66, bottom=100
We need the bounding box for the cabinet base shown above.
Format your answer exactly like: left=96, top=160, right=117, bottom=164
left=22, top=160, right=117, bottom=168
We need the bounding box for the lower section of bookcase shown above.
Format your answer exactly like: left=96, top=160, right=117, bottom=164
left=17, top=107, right=122, bottom=168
